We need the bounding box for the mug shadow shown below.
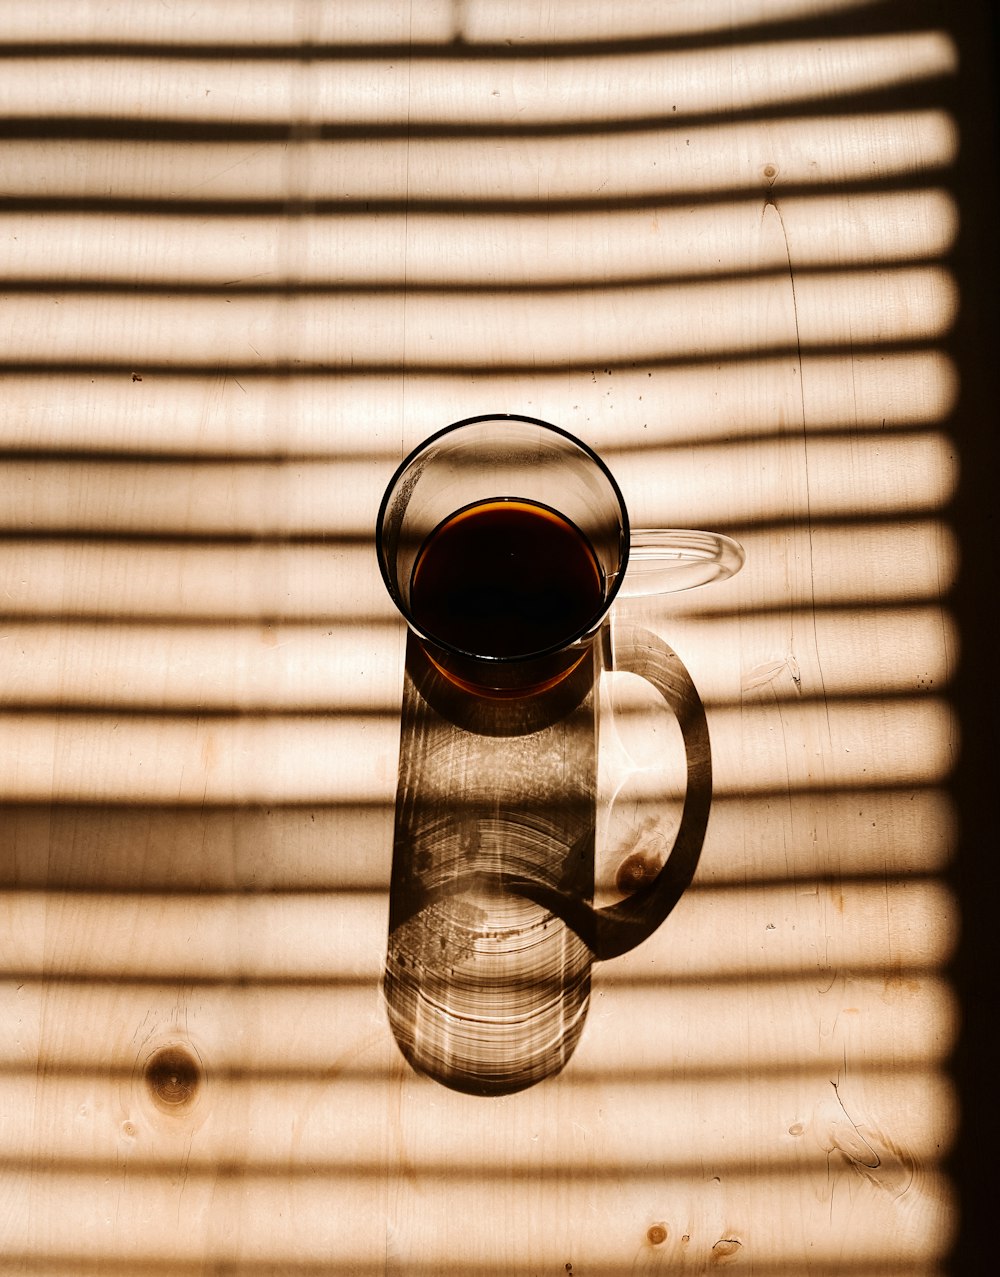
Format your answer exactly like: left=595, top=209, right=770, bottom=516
left=383, top=625, right=712, bottom=1096
left=383, top=632, right=601, bottom=1096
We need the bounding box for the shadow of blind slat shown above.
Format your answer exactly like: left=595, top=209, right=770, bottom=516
left=0, top=31, right=956, bottom=127
left=0, top=976, right=955, bottom=1083
left=0, top=875, right=954, bottom=983
left=0, top=111, right=957, bottom=206
left=0, top=0, right=910, bottom=48
left=0, top=350, right=958, bottom=456
left=0, top=190, right=959, bottom=288
left=0, top=1071, right=953, bottom=1180
left=0, top=268, right=959, bottom=368
left=0, top=520, right=956, bottom=618
left=0, top=1167, right=953, bottom=1271
left=0, top=432, right=958, bottom=536
left=0, top=604, right=954, bottom=709
left=0, top=787, right=954, bottom=892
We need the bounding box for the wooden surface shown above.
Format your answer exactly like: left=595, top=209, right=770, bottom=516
left=1, top=1, right=997, bottom=1273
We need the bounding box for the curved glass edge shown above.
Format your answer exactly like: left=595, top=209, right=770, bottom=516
left=616, top=529, right=746, bottom=597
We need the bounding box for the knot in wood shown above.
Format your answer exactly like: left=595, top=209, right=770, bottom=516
left=143, top=1044, right=201, bottom=1112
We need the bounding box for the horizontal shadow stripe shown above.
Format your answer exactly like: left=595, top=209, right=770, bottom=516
left=0, top=1056, right=942, bottom=1089
left=0, top=4, right=956, bottom=61
left=0, top=873, right=949, bottom=900
left=0, top=336, right=951, bottom=379
left=0, top=81, right=951, bottom=141
left=0, top=964, right=942, bottom=995
left=0, top=528, right=376, bottom=545
left=0, top=502, right=952, bottom=542
left=0, top=256, right=952, bottom=297
left=0, top=168, right=955, bottom=217
left=0, top=420, right=956, bottom=464
left=0, top=1258, right=939, bottom=1277
left=0, top=777, right=946, bottom=813
left=0, top=784, right=951, bottom=891
left=0, top=595, right=951, bottom=629
left=0, top=350, right=956, bottom=460
left=0, top=1137, right=941, bottom=1181
left=0, top=682, right=952, bottom=716
left=0, top=682, right=950, bottom=716
left=0, top=867, right=945, bottom=899
left=0, top=0, right=961, bottom=56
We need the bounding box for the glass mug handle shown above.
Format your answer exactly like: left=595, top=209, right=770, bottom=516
left=617, top=527, right=746, bottom=597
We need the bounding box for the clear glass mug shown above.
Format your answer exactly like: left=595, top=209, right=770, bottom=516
left=376, top=414, right=744, bottom=1094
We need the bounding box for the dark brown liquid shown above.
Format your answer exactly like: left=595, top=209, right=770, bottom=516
left=410, top=499, right=605, bottom=659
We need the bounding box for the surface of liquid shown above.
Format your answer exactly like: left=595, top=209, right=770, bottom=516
left=410, top=498, right=605, bottom=659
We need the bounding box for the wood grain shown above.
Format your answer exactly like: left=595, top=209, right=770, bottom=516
left=2, top=0, right=991, bottom=1271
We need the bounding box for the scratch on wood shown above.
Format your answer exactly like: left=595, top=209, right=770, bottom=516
left=761, top=187, right=832, bottom=729
left=741, top=654, right=802, bottom=692
left=819, top=1081, right=917, bottom=1198
left=829, top=1080, right=881, bottom=1169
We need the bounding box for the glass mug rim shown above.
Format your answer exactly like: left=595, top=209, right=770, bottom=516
left=376, top=412, right=631, bottom=669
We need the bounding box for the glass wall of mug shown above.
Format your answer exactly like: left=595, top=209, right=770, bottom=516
left=376, top=415, right=630, bottom=697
